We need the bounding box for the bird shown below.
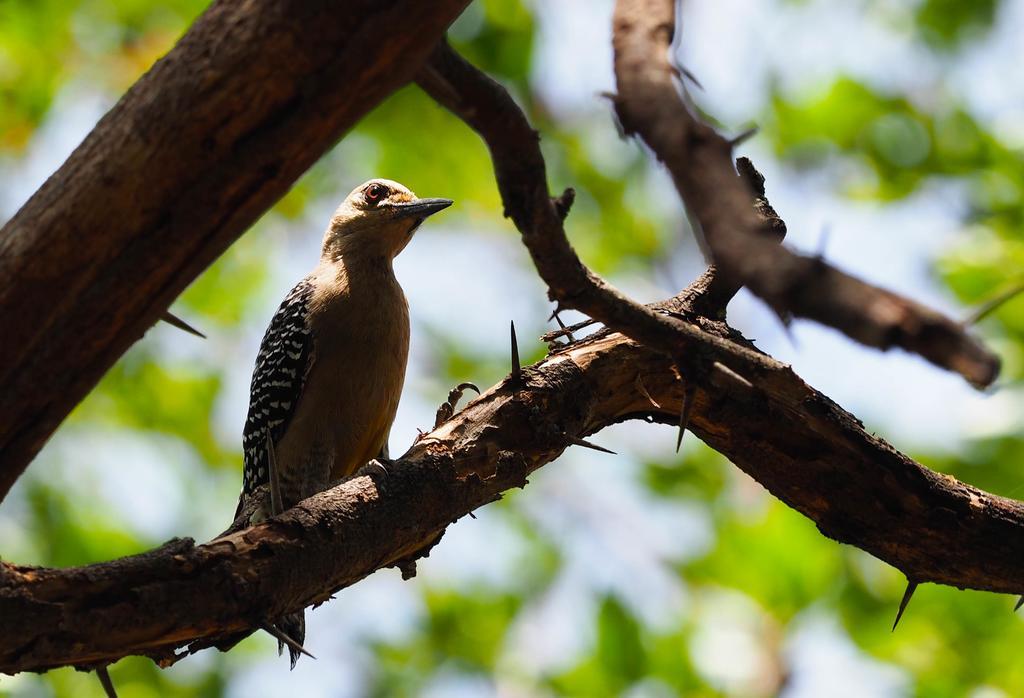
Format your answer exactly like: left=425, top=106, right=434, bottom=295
left=235, top=178, right=452, bottom=667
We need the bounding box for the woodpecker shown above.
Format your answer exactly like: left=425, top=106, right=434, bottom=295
left=236, top=178, right=452, bottom=666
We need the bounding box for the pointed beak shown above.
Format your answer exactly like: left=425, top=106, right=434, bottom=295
left=390, top=197, right=453, bottom=220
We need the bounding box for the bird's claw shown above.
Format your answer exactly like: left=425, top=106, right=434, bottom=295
left=358, top=458, right=393, bottom=495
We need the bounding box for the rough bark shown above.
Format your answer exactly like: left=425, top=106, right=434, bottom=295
left=417, top=43, right=744, bottom=364
left=0, top=0, right=1019, bottom=680
left=3, top=293, right=1023, bottom=675
left=0, top=0, right=471, bottom=501
left=609, top=0, right=999, bottom=388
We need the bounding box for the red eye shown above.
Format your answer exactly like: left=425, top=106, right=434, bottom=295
left=365, top=183, right=387, bottom=204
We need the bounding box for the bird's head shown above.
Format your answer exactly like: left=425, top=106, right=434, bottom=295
left=323, top=179, right=452, bottom=261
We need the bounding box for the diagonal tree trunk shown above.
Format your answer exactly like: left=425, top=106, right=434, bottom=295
left=0, top=0, right=471, bottom=500
left=0, top=0, right=1019, bottom=680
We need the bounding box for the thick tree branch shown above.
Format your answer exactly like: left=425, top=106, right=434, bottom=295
left=411, top=35, right=1024, bottom=658
left=0, top=0, right=471, bottom=501
left=0, top=322, right=680, bottom=673
left=2, top=7, right=1020, bottom=679
left=609, top=0, right=999, bottom=388
left=4, top=292, right=1024, bottom=675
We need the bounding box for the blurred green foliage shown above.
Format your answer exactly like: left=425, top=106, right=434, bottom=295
left=2, top=1, right=1024, bottom=697
left=914, top=0, right=998, bottom=49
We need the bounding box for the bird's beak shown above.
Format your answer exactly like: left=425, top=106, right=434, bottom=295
left=390, top=197, right=453, bottom=220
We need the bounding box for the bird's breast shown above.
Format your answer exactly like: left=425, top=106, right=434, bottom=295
left=303, top=278, right=410, bottom=478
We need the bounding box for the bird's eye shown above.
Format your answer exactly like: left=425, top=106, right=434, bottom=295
left=365, top=183, right=388, bottom=204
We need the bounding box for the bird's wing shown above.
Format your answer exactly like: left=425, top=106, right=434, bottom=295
left=241, top=277, right=317, bottom=499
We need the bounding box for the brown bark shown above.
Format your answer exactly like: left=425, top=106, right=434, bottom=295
left=609, top=0, right=999, bottom=388
left=3, top=289, right=1023, bottom=675
left=417, top=43, right=741, bottom=364
left=413, top=39, right=1023, bottom=597
left=0, top=0, right=1019, bottom=680
left=0, top=0, right=471, bottom=501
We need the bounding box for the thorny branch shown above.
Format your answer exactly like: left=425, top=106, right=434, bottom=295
left=5, top=277, right=1024, bottom=675
left=417, top=43, right=738, bottom=360
left=1, top=1, right=1020, bottom=680
left=417, top=37, right=1024, bottom=645
left=609, top=0, right=999, bottom=388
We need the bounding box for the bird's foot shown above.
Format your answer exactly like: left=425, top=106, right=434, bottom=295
left=357, top=458, right=393, bottom=495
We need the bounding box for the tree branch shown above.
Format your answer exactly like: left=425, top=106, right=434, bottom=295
left=4, top=285, right=1024, bottom=675
left=3, top=32, right=1024, bottom=677
left=0, top=0, right=471, bottom=502
left=0, top=319, right=686, bottom=673
left=411, top=34, right=1024, bottom=655
left=609, top=0, right=999, bottom=388
left=416, top=42, right=782, bottom=394
left=1, top=3, right=1018, bottom=679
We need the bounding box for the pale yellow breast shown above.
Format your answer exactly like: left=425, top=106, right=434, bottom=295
left=274, top=261, right=410, bottom=503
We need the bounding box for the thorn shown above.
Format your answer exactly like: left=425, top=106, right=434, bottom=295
left=259, top=621, right=316, bottom=661
left=676, top=383, right=696, bottom=453
left=712, top=361, right=753, bottom=389
left=510, top=320, right=521, bottom=380
left=553, top=188, right=576, bottom=221
left=569, top=435, right=616, bottom=455
left=160, top=311, right=206, bottom=339
left=668, top=62, right=704, bottom=90
left=892, top=580, right=918, bottom=631
left=964, top=281, right=1024, bottom=326
left=266, top=434, right=283, bottom=516
left=635, top=374, right=661, bottom=409
left=600, top=92, right=630, bottom=138
left=552, top=311, right=576, bottom=343
left=540, top=317, right=598, bottom=343
left=772, top=308, right=798, bottom=348
left=468, top=511, right=477, bottom=519
left=679, top=65, right=704, bottom=90
left=728, top=125, right=759, bottom=149
left=96, top=666, right=118, bottom=698
left=816, top=223, right=832, bottom=260
left=1015, top=595, right=1023, bottom=612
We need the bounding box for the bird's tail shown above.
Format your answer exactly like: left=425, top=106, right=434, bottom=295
left=277, top=610, right=306, bottom=670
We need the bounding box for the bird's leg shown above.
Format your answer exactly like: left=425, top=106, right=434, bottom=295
left=353, top=443, right=394, bottom=497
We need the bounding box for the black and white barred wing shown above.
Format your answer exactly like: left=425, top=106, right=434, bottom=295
left=241, top=277, right=316, bottom=498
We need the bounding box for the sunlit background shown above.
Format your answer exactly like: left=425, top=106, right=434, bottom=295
left=2, top=0, right=1024, bottom=696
